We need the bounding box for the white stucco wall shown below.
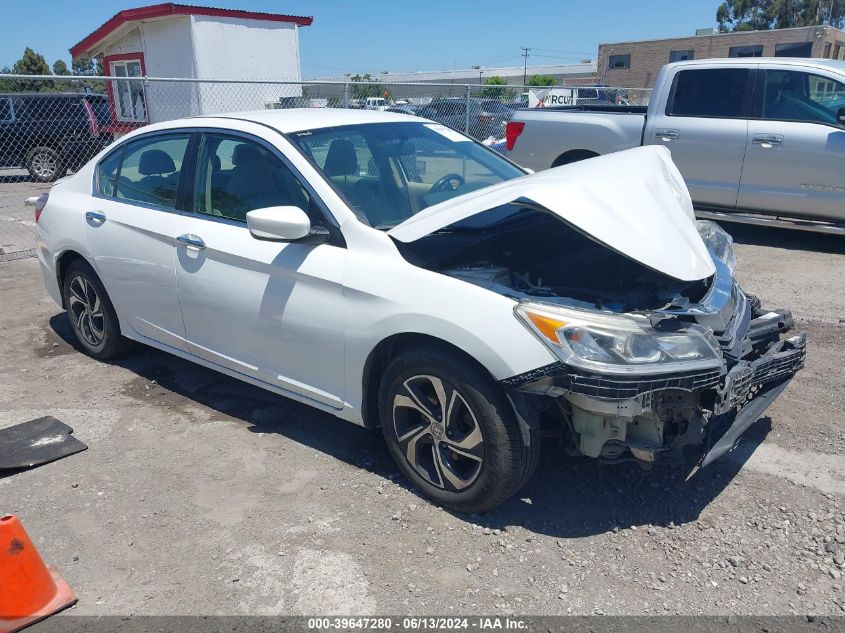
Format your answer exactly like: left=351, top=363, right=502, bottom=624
left=142, top=17, right=200, bottom=121
left=95, top=14, right=304, bottom=121
left=190, top=15, right=302, bottom=113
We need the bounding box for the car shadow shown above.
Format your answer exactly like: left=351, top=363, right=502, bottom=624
left=48, top=312, right=771, bottom=539
left=723, top=222, right=845, bottom=255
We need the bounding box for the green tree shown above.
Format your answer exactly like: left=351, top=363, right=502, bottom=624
left=0, top=65, right=18, bottom=92
left=481, top=75, right=508, bottom=98
left=8, top=48, right=50, bottom=91
left=71, top=56, right=102, bottom=76
left=527, top=74, right=557, bottom=87
left=53, top=60, right=69, bottom=75
left=12, top=47, right=50, bottom=76
left=70, top=55, right=106, bottom=93
left=349, top=73, right=386, bottom=100
left=717, top=0, right=845, bottom=31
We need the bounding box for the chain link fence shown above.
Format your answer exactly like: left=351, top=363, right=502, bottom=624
left=0, top=74, right=650, bottom=258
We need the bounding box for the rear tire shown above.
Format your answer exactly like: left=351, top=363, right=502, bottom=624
left=62, top=259, right=131, bottom=360
left=379, top=347, right=538, bottom=513
left=26, top=146, right=66, bottom=182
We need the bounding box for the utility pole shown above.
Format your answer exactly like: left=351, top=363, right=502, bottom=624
left=521, top=47, right=530, bottom=86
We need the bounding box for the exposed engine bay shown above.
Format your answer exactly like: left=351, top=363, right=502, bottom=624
left=396, top=203, right=806, bottom=467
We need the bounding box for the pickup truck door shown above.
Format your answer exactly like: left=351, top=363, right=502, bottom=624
left=645, top=66, right=754, bottom=209
left=737, top=67, right=845, bottom=222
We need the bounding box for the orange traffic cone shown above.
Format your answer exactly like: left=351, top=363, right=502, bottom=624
left=0, top=515, right=76, bottom=633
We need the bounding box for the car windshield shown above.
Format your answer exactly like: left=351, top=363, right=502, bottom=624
left=288, top=121, right=525, bottom=229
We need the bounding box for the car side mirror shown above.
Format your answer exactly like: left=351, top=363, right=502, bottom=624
left=246, top=206, right=328, bottom=244
left=838, top=106, right=845, bottom=126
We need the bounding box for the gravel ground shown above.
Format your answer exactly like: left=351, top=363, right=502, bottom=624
left=0, top=181, right=844, bottom=617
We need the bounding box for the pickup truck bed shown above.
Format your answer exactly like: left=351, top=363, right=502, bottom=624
left=505, top=58, right=845, bottom=233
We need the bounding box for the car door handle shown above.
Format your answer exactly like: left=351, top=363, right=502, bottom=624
left=176, top=234, right=206, bottom=250
left=752, top=134, right=783, bottom=147
left=656, top=129, right=679, bottom=141
left=85, top=210, right=106, bottom=223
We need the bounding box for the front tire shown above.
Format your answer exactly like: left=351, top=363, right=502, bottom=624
left=379, top=347, right=537, bottom=513
left=26, top=146, right=66, bottom=182
left=62, top=259, right=131, bottom=360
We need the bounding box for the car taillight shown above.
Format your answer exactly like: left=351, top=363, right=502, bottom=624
left=82, top=99, right=99, bottom=137
left=505, top=121, right=525, bottom=151
left=34, top=194, right=48, bottom=223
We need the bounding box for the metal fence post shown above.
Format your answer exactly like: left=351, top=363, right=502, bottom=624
left=343, top=81, right=349, bottom=109
left=465, top=85, right=471, bottom=134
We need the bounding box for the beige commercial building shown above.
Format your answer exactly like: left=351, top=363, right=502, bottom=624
left=598, top=25, right=845, bottom=88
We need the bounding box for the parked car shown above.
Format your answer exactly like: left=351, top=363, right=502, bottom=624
left=506, top=58, right=845, bottom=234
left=32, top=110, right=805, bottom=512
left=574, top=84, right=620, bottom=105
left=416, top=98, right=510, bottom=140
left=386, top=105, right=417, bottom=116
left=0, top=92, right=113, bottom=182
left=365, top=97, right=389, bottom=111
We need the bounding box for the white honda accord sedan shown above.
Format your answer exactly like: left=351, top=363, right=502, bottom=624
left=34, top=109, right=805, bottom=512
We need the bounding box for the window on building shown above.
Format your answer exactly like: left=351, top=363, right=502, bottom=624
left=608, top=54, right=631, bottom=69
left=110, top=59, right=147, bottom=123
left=667, top=68, right=750, bottom=118
left=835, top=44, right=843, bottom=60
left=775, top=41, right=813, bottom=57
left=824, top=43, right=833, bottom=58
left=729, top=45, right=764, bottom=58
left=762, top=69, right=845, bottom=125
left=669, top=50, right=695, bottom=63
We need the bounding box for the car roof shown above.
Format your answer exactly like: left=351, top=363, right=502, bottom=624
left=667, top=57, right=845, bottom=73
left=194, top=107, right=426, bottom=132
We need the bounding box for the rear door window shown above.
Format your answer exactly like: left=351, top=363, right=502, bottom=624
left=98, top=133, right=191, bottom=208
left=667, top=68, right=751, bottom=118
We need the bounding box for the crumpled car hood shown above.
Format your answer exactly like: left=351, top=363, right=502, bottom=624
left=388, top=145, right=716, bottom=282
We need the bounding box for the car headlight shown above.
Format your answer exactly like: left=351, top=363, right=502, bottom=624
left=697, top=220, right=736, bottom=274
left=515, top=303, right=723, bottom=375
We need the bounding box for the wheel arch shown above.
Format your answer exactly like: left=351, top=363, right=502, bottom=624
left=551, top=149, right=599, bottom=168
left=55, top=249, right=89, bottom=309
left=360, top=332, right=504, bottom=429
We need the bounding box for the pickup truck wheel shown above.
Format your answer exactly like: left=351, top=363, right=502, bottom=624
left=26, top=146, right=66, bottom=182
left=379, top=347, right=536, bottom=513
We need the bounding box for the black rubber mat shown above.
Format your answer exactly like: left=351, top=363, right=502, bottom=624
left=0, top=416, right=87, bottom=470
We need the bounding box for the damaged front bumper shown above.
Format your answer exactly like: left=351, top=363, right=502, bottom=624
left=502, top=305, right=806, bottom=467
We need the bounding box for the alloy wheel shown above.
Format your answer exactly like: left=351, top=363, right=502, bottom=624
left=392, top=374, right=484, bottom=491
left=30, top=151, right=57, bottom=179
left=68, top=275, right=105, bottom=347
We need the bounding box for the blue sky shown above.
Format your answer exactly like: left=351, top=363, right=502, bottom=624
left=2, top=0, right=719, bottom=77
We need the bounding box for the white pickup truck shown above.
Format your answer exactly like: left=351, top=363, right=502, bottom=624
left=505, top=58, right=845, bottom=234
